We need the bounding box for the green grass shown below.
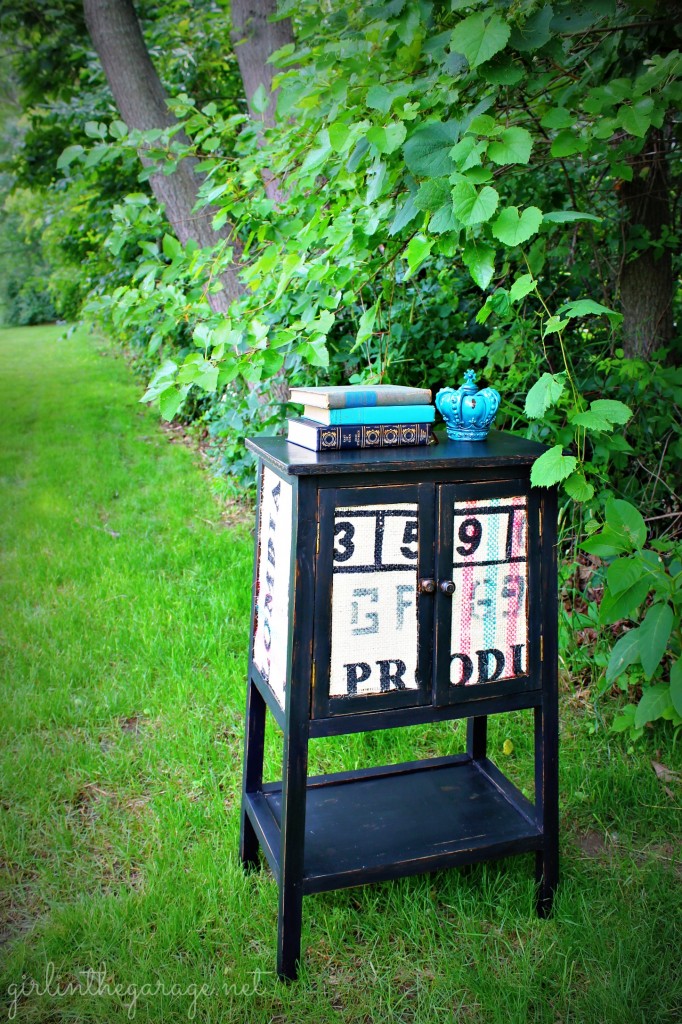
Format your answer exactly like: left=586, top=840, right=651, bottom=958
left=0, top=324, right=680, bottom=1023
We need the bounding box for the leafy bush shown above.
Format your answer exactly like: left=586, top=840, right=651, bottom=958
left=578, top=498, right=682, bottom=739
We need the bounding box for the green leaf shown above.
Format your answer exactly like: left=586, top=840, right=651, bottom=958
left=607, top=556, right=645, bottom=596
left=194, top=364, right=219, bottom=392
left=84, top=120, right=107, bottom=139
left=451, top=182, right=499, bottom=226
left=491, top=206, right=543, bottom=246
left=670, top=659, right=682, bottom=717
left=543, top=315, right=569, bottom=336
left=540, top=107, right=573, bottom=130
left=487, top=127, right=533, bottom=166
left=450, top=12, right=511, bottom=69
left=530, top=445, right=577, bottom=487
left=618, top=98, right=654, bottom=138
left=462, top=241, right=495, bottom=290
left=405, top=235, right=433, bottom=278
left=550, top=130, right=588, bottom=157
left=162, top=234, right=182, bottom=260
left=599, top=575, right=651, bottom=624
left=639, top=603, right=674, bottom=679
left=353, top=302, right=379, bottom=351
left=480, top=56, right=525, bottom=85
left=611, top=704, right=639, bottom=734
left=329, top=122, right=350, bottom=152
left=509, top=273, right=535, bottom=303
left=581, top=524, right=632, bottom=559
left=366, top=85, right=393, bottom=115
left=543, top=211, right=601, bottom=224
left=634, top=683, right=673, bottom=729
left=563, top=472, right=595, bottom=502
left=557, top=298, right=623, bottom=327
left=605, top=628, right=642, bottom=684
left=109, top=119, right=128, bottom=140
left=525, top=372, right=566, bottom=419
left=389, top=194, right=419, bottom=236
left=509, top=5, right=554, bottom=52
left=403, top=120, right=461, bottom=177
left=450, top=136, right=486, bottom=171
left=347, top=137, right=369, bottom=172
left=605, top=498, right=647, bottom=550
left=415, top=178, right=452, bottom=213
left=57, top=144, right=85, bottom=169
left=366, top=159, right=387, bottom=203
left=466, top=114, right=499, bottom=136
left=251, top=83, right=270, bottom=115
left=589, top=399, right=632, bottom=425
left=570, top=410, right=614, bottom=433
left=367, top=121, right=407, bottom=155
left=159, top=385, right=188, bottom=421
left=429, top=202, right=458, bottom=234
left=260, top=349, right=285, bottom=376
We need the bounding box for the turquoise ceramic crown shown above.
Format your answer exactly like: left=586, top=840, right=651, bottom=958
left=435, top=370, right=500, bottom=441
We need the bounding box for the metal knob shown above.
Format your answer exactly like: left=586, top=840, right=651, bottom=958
left=439, top=579, right=456, bottom=595
left=418, top=578, right=436, bottom=594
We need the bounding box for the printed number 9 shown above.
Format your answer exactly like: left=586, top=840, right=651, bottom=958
left=456, top=518, right=482, bottom=557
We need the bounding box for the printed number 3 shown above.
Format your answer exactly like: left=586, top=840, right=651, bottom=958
left=334, top=521, right=355, bottom=562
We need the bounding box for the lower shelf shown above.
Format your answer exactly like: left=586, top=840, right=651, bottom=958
left=245, top=755, right=543, bottom=894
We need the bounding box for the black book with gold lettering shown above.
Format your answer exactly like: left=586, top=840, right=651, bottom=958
left=287, top=417, right=435, bottom=452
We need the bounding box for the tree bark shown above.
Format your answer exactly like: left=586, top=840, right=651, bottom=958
left=83, top=0, right=243, bottom=311
left=230, top=0, right=293, bottom=128
left=618, top=128, right=674, bottom=359
left=230, top=0, right=294, bottom=204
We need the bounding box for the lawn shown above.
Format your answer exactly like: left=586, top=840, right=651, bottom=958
left=0, top=324, right=680, bottom=1023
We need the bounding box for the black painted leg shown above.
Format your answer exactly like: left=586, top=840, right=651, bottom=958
left=534, top=700, right=559, bottom=916
left=240, top=680, right=266, bottom=870
left=467, top=716, right=488, bottom=760
left=276, top=716, right=309, bottom=981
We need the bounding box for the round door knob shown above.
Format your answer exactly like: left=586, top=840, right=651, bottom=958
left=439, top=579, right=456, bottom=595
left=418, top=578, right=436, bottom=594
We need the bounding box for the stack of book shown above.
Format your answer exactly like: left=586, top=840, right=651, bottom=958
left=286, top=384, right=436, bottom=452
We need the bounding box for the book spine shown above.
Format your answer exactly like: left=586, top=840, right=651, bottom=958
left=308, top=404, right=436, bottom=425
left=297, top=422, right=433, bottom=451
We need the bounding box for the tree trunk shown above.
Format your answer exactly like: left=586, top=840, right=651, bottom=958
left=230, top=0, right=293, bottom=128
left=83, top=0, right=243, bottom=311
left=618, top=128, right=674, bottom=359
left=230, top=0, right=294, bottom=204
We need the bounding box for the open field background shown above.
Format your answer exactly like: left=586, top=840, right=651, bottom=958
left=0, top=325, right=680, bottom=1023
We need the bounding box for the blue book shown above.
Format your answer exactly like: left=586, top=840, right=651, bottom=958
left=302, top=403, right=436, bottom=426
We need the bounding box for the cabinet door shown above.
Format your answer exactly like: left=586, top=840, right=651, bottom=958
left=434, top=480, right=541, bottom=705
left=311, top=483, right=434, bottom=718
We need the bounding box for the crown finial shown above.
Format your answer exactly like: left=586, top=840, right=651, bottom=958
left=435, top=369, right=500, bottom=441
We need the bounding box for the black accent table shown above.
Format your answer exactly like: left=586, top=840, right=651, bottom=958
left=240, top=431, right=559, bottom=980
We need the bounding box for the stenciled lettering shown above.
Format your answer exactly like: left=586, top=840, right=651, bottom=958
left=450, top=653, right=474, bottom=685
left=334, top=521, right=355, bottom=562
left=396, top=584, right=413, bottom=630
left=456, top=517, right=483, bottom=557
left=344, top=662, right=371, bottom=695
left=476, top=648, right=505, bottom=683
left=400, top=519, right=418, bottom=559
left=351, top=588, right=379, bottom=635
left=377, top=659, right=407, bottom=691
left=259, top=480, right=281, bottom=676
